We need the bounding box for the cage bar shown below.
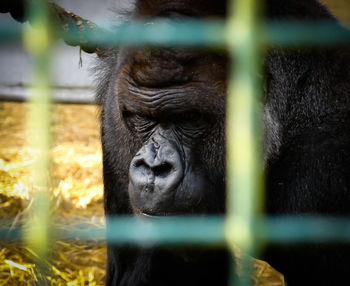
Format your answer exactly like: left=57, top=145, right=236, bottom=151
left=225, top=0, right=263, bottom=285
left=22, top=0, right=53, bottom=284
left=2, top=20, right=350, bottom=46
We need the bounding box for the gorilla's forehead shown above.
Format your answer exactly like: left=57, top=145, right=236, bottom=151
left=134, top=0, right=227, bottom=17
left=119, top=82, right=202, bottom=117
left=115, top=48, right=227, bottom=118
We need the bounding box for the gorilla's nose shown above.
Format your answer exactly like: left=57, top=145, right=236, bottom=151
left=129, top=138, right=183, bottom=194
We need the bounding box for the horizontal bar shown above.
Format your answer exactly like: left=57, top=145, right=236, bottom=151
left=2, top=216, right=350, bottom=244
left=106, top=216, right=225, bottom=246
left=0, top=20, right=349, bottom=46
left=0, top=22, right=22, bottom=42
left=264, top=216, right=350, bottom=243
left=266, top=21, right=350, bottom=46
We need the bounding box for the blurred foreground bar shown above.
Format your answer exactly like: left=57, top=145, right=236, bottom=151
left=2, top=216, right=350, bottom=245
left=1, top=20, right=350, bottom=46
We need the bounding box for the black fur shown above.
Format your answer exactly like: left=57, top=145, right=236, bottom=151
left=264, top=5, right=350, bottom=286
left=96, top=0, right=350, bottom=285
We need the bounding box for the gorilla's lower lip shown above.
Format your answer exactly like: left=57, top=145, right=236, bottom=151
left=139, top=212, right=178, bottom=219
left=139, top=212, right=164, bottom=219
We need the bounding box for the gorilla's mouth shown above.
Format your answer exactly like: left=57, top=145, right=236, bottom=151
left=136, top=209, right=182, bottom=219
left=139, top=212, right=166, bottom=219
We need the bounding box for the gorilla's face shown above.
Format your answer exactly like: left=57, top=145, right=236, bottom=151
left=116, top=45, right=228, bottom=216
left=97, top=2, right=230, bottom=285
left=97, top=0, right=229, bottom=217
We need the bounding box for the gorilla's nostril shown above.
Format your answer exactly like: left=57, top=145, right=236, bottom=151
left=152, top=163, right=172, bottom=178
left=135, top=159, right=154, bottom=172
left=134, top=159, right=145, bottom=168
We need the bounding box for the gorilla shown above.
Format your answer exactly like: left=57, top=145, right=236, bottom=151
left=98, top=1, right=229, bottom=285
left=95, top=0, right=350, bottom=285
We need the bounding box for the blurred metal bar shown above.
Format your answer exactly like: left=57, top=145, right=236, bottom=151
left=265, top=21, right=350, bottom=46
left=22, top=0, right=53, bottom=284
left=225, top=0, right=263, bottom=285
left=1, top=20, right=350, bottom=46
left=3, top=216, right=350, bottom=244
left=0, top=21, right=22, bottom=41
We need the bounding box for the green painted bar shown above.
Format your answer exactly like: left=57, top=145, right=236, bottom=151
left=22, top=0, right=53, bottom=284
left=265, top=21, right=350, bottom=46
left=1, top=20, right=350, bottom=45
left=225, top=0, right=263, bottom=284
left=3, top=216, right=350, bottom=244
left=38, top=21, right=350, bottom=46
left=105, top=216, right=225, bottom=245
left=0, top=22, right=22, bottom=42
left=53, top=216, right=350, bottom=244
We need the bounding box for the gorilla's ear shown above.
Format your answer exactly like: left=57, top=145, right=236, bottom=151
left=0, top=0, right=111, bottom=56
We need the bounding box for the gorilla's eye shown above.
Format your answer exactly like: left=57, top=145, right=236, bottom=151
left=181, top=112, right=200, bottom=121
left=174, top=112, right=211, bottom=141
left=123, top=112, right=156, bottom=139
left=176, top=112, right=212, bottom=126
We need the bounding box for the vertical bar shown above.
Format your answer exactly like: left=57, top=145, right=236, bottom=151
left=225, top=0, right=263, bottom=285
left=23, top=0, right=52, bottom=284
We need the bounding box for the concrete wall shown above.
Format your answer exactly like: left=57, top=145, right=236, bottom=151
left=0, top=0, right=113, bottom=103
